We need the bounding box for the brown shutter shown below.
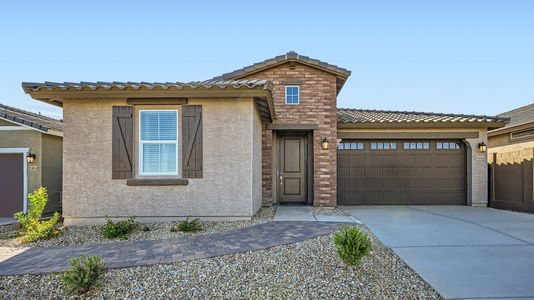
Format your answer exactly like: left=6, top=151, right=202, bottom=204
left=182, top=105, right=203, bottom=178
left=112, top=106, right=134, bottom=179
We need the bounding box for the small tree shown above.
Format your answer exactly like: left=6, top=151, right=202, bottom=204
left=14, top=187, right=60, bottom=243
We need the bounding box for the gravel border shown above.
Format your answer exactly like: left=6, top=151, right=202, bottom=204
left=0, top=207, right=276, bottom=248
left=0, top=224, right=441, bottom=299
left=312, top=207, right=350, bottom=216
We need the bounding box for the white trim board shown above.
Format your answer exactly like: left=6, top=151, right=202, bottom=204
left=0, top=126, right=32, bottom=131
left=0, top=148, right=29, bottom=213
left=0, top=117, right=63, bottom=137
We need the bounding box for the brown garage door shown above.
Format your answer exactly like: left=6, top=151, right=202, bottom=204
left=0, top=153, right=24, bottom=217
left=337, top=140, right=466, bottom=205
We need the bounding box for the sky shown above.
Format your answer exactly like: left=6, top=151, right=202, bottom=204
left=0, top=0, right=533, bottom=119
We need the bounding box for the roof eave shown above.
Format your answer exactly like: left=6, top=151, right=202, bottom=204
left=337, top=121, right=507, bottom=130
left=23, top=84, right=276, bottom=122
left=488, top=120, right=534, bottom=136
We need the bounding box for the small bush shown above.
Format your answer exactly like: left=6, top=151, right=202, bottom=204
left=14, top=187, right=60, bottom=243
left=102, top=217, right=138, bottom=240
left=61, top=255, right=105, bottom=295
left=171, top=217, right=202, bottom=232
left=333, top=226, right=372, bottom=266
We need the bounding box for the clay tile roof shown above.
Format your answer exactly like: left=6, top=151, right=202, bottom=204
left=22, top=80, right=273, bottom=93
left=211, top=51, right=351, bottom=81
left=497, top=102, right=534, bottom=128
left=337, top=108, right=508, bottom=127
left=0, top=103, right=63, bottom=132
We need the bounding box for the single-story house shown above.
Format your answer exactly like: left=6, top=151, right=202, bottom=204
left=22, top=52, right=507, bottom=225
left=488, top=103, right=534, bottom=212
left=0, top=103, right=63, bottom=217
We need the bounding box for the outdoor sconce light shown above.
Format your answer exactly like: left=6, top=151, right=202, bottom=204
left=321, top=137, right=329, bottom=150
left=478, top=142, right=487, bottom=152
left=26, top=153, right=36, bottom=163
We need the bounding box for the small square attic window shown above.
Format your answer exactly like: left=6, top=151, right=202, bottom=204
left=285, top=86, right=300, bottom=105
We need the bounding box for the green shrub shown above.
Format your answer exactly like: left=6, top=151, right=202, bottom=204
left=61, top=255, right=105, bottom=295
left=102, top=217, right=138, bottom=240
left=171, top=217, right=202, bottom=232
left=14, top=187, right=60, bottom=243
left=333, top=226, right=372, bottom=266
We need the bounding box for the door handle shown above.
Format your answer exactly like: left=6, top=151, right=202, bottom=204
left=280, top=175, right=283, bottom=185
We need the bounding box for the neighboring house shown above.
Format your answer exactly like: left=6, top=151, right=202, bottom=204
left=22, top=52, right=506, bottom=225
left=488, top=103, right=534, bottom=152
left=488, top=103, right=534, bottom=212
left=0, top=103, right=63, bottom=217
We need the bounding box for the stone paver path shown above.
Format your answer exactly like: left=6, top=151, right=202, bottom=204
left=0, top=221, right=345, bottom=276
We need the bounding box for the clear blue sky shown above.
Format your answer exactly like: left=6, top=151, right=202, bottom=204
left=1, top=0, right=533, bottom=119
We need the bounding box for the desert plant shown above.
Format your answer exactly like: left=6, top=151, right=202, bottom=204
left=101, top=217, right=138, bottom=239
left=14, top=187, right=60, bottom=243
left=333, top=226, right=372, bottom=266
left=61, top=255, right=105, bottom=295
left=171, top=217, right=203, bottom=232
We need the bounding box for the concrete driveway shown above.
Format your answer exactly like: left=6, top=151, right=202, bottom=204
left=340, top=205, right=534, bottom=300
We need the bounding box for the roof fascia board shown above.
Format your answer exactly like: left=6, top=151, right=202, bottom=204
left=337, top=121, right=506, bottom=130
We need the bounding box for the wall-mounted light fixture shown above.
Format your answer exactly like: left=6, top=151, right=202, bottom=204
left=478, top=142, right=487, bottom=152
left=26, top=153, right=36, bottom=163
left=321, top=137, right=329, bottom=150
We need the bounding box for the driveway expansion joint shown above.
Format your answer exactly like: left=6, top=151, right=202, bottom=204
left=0, top=221, right=345, bottom=276
left=409, top=206, right=532, bottom=245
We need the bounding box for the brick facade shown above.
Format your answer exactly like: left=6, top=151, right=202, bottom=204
left=242, top=63, right=339, bottom=207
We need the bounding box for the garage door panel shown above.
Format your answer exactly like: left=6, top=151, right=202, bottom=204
left=416, top=167, right=432, bottom=177
left=0, top=153, right=24, bottom=217
left=337, top=139, right=466, bottom=205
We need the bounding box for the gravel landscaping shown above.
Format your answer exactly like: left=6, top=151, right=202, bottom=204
left=312, top=206, right=350, bottom=216
left=0, top=225, right=441, bottom=299
left=0, top=207, right=276, bottom=248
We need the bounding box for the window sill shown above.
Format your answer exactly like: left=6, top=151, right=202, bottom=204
left=126, top=179, right=189, bottom=186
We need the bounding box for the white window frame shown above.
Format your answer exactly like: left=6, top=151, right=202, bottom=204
left=0, top=148, right=29, bottom=213
left=138, top=110, right=179, bottom=176
left=285, top=85, right=300, bottom=105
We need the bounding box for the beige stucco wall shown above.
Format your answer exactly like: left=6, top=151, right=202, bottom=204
left=337, top=127, right=489, bottom=206
left=62, top=98, right=262, bottom=225
left=41, top=134, right=63, bottom=213
left=251, top=104, right=263, bottom=214
left=0, top=123, right=63, bottom=214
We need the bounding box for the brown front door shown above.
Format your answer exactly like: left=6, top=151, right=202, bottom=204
left=0, top=154, right=24, bottom=217
left=278, top=134, right=307, bottom=203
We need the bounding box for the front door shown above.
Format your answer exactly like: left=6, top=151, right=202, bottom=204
left=278, top=134, right=307, bottom=203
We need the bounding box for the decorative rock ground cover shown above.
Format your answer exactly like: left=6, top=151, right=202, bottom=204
left=0, top=208, right=276, bottom=248
left=0, top=224, right=441, bottom=299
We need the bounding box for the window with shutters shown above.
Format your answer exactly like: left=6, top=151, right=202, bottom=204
left=139, top=110, right=178, bottom=175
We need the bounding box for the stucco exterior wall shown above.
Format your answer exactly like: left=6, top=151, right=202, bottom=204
left=489, top=125, right=534, bottom=153
left=41, top=134, right=63, bottom=213
left=338, top=127, right=489, bottom=206
left=62, top=98, right=260, bottom=225
left=252, top=104, right=263, bottom=214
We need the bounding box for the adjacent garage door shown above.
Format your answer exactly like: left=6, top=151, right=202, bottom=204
left=0, top=153, right=24, bottom=217
left=337, top=140, right=466, bottom=205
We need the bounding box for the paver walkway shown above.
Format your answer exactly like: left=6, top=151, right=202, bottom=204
left=0, top=221, right=345, bottom=276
